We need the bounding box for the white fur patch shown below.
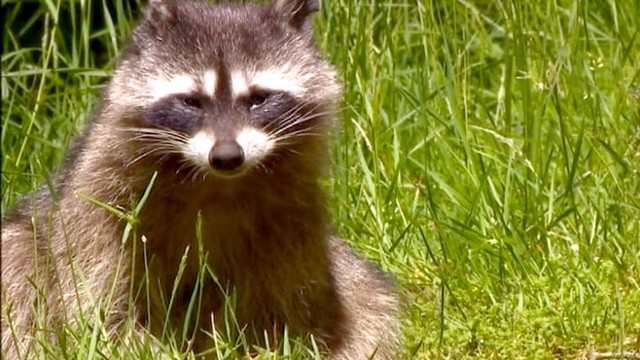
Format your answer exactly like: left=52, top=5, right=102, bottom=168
left=236, top=127, right=275, bottom=166
left=252, top=69, right=306, bottom=96
left=231, top=69, right=307, bottom=99
left=231, top=70, right=250, bottom=98
left=149, top=74, right=197, bottom=101
left=183, top=132, right=215, bottom=168
left=201, top=70, right=217, bottom=98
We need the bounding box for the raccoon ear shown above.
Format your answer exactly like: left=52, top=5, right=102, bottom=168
left=147, top=0, right=178, bottom=24
left=271, top=0, right=320, bottom=31
left=132, top=0, right=178, bottom=49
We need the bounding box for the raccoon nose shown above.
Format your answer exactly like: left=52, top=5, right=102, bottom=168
left=209, top=141, right=245, bottom=171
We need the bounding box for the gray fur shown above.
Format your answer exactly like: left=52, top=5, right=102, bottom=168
left=1, top=0, right=400, bottom=358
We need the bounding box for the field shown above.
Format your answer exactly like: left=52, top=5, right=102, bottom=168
left=2, top=0, right=639, bottom=359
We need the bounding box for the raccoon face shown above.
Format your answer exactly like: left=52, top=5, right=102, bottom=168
left=111, top=0, right=339, bottom=180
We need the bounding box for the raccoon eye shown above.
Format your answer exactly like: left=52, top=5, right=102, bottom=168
left=179, top=95, right=202, bottom=109
left=248, top=90, right=271, bottom=110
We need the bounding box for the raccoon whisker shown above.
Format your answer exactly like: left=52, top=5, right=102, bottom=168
left=131, top=133, right=185, bottom=148
left=278, top=104, right=325, bottom=124
left=269, top=117, right=321, bottom=138
left=151, top=153, right=178, bottom=169
left=176, top=157, right=199, bottom=170
left=256, top=161, right=273, bottom=175
left=187, top=168, right=200, bottom=182
left=174, top=158, right=209, bottom=182
left=135, top=138, right=182, bottom=148
left=274, top=123, right=324, bottom=136
left=269, top=117, right=327, bottom=138
left=282, top=147, right=304, bottom=156
left=277, top=101, right=313, bottom=120
left=119, top=126, right=187, bottom=136
left=273, top=140, right=318, bottom=152
left=126, top=151, right=160, bottom=168
left=129, top=133, right=176, bottom=142
left=129, top=134, right=187, bottom=146
left=127, top=147, right=183, bottom=162
left=269, top=110, right=331, bottom=137
left=135, top=145, right=182, bottom=159
left=126, top=143, right=183, bottom=167
left=126, top=145, right=167, bottom=165
left=175, top=164, right=190, bottom=177
left=148, top=140, right=184, bottom=150
left=116, top=137, right=185, bottom=156
left=268, top=102, right=321, bottom=129
left=273, top=131, right=324, bottom=143
left=192, top=168, right=209, bottom=182
left=187, top=166, right=209, bottom=182
left=118, top=127, right=190, bottom=144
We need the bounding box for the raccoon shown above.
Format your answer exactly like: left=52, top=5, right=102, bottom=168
left=1, top=0, right=400, bottom=359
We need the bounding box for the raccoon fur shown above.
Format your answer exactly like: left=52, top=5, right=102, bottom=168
left=1, top=0, right=400, bottom=358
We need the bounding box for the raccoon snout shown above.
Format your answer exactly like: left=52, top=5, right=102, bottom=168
left=209, top=141, right=245, bottom=171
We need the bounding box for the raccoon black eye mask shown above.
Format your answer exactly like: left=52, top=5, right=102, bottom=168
left=1, top=1, right=401, bottom=359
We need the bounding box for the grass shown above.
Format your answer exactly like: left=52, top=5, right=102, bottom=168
left=2, top=0, right=639, bottom=359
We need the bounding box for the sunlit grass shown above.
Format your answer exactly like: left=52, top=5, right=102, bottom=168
left=2, top=0, right=639, bottom=358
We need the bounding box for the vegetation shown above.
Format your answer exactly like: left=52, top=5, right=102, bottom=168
left=2, top=0, right=639, bottom=358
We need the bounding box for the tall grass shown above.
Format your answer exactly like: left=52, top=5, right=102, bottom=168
left=321, top=1, right=639, bottom=358
left=2, top=0, right=639, bottom=359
